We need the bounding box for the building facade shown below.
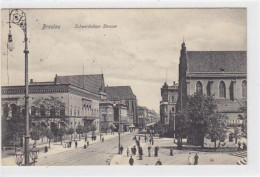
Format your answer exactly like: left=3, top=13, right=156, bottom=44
left=176, top=42, right=247, bottom=147
left=105, top=86, right=139, bottom=128
left=160, top=81, right=178, bottom=137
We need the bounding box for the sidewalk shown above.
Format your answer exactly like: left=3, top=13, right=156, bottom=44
left=110, top=135, right=242, bottom=165
left=1, top=132, right=130, bottom=166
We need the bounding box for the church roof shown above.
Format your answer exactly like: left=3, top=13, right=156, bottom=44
left=215, top=99, right=246, bottom=113
left=56, top=74, right=105, bottom=94
left=187, top=51, right=247, bottom=73
left=105, top=86, right=136, bottom=100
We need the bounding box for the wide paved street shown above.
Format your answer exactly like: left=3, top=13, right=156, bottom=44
left=36, top=132, right=137, bottom=166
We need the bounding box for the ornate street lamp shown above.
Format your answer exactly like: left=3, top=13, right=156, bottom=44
left=8, top=9, right=30, bottom=166
left=14, top=148, right=24, bottom=166
left=30, top=146, right=39, bottom=166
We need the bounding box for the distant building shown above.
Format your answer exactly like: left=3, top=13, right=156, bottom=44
left=138, top=106, right=148, bottom=128
left=105, top=86, right=139, bottom=128
left=160, top=81, right=178, bottom=137
left=176, top=42, right=247, bottom=146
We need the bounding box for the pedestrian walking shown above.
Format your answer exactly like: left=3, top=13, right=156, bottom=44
left=120, top=145, right=124, bottom=154
left=188, top=152, right=192, bottom=165
left=69, top=141, right=72, bottom=148
left=138, top=136, right=141, bottom=141
left=127, top=148, right=129, bottom=157
left=154, top=146, right=159, bottom=157
left=75, top=140, right=78, bottom=148
left=144, top=135, right=147, bottom=142
left=170, top=147, right=173, bottom=156
left=102, top=137, right=104, bottom=142
left=152, top=139, right=154, bottom=145
left=149, top=138, right=152, bottom=145
left=194, top=153, right=199, bottom=165
left=87, top=140, right=89, bottom=146
left=133, top=146, right=137, bottom=155
left=129, top=156, right=134, bottom=166
left=139, top=147, right=143, bottom=160
left=155, top=159, right=162, bottom=165
left=148, top=146, right=151, bottom=157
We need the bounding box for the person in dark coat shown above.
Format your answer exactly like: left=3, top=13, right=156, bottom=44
left=75, top=140, right=78, bottom=148
left=120, top=145, right=124, bottom=154
left=238, top=141, right=241, bottom=150
left=148, top=146, right=151, bottom=157
left=129, top=156, right=134, bottom=166
left=155, top=159, right=162, bottom=165
left=138, top=136, right=141, bottom=141
left=139, top=147, right=143, bottom=160
left=127, top=148, right=129, bottom=157
left=69, top=141, right=72, bottom=148
left=149, top=138, right=152, bottom=145
left=133, top=146, right=137, bottom=155
left=170, top=147, right=173, bottom=156
left=194, top=153, right=199, bottom=165
left=144, top=135, right=147, bottom=142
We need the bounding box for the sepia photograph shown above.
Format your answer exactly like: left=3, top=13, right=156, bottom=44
left=1, top=8, right=248, bottom=167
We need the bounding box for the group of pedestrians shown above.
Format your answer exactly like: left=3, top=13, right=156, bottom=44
left=188, top=152, right=199, bottom=165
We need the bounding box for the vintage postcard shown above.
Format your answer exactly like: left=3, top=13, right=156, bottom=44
left=1, top=8, right=247, bottom=167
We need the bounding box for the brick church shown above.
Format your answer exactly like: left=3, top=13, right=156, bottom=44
left=176, top=42, right=247, bottom=147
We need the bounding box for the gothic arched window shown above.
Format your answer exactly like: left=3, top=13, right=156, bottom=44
left=196, top=81, right=203, bottom=95
left=242, top=80, right=247, bottom=98
left=40, top=105, right=46, bottom=116
left=219, top=81, right=226, bottom=98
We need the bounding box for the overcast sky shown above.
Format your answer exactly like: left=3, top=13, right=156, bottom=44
left=1, top=9, right=246, bottom=112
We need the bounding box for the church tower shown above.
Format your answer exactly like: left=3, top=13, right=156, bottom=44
left=177, top=42, right=188, bottom=112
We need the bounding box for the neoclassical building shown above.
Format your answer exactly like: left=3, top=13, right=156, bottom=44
left=177, top=42, right=247, bottom=147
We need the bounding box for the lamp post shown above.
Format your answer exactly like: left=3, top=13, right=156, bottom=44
left=8, top=9, right=30, bottom=166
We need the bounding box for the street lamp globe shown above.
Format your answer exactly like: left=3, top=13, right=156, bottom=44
left=14, top=148, right=24, bottom=166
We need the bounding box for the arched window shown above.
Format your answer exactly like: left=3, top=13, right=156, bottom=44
left=242, top=80, right=247, bottom=98
left=219, top=81, right=226, bottom=98
left=40, top=105, right=46, bottom=116
left=2, top=104, right=9, bottom=117
left=50, top=106, right=55, bottom=117
left=196, top=81, right=203, bottom=94
left=31, top=106, right=36, bottom=117
left=60, top=105, right=65, bottom=117
left=10, top=104, right=18, bottom=117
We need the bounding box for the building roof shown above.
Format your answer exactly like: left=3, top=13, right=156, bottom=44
left=187, top=51, right=247, bottom=73
left=56, top=74, right=105, bottom=94
left=215, top=99, right=246, bottom=113
left=105, top=86, right=136, bottom=100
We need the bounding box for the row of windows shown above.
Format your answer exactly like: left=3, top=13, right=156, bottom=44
left=196, top=80, right=247, bottom=98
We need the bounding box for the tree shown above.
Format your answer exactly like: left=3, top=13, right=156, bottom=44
left=46, top=129, right=54, bottom=148
left=38, top=124, right=48, bottom=143
left=66, top=127, right=75, bottom=141
left=30, top=127, right=40, bottom=146
left=76, top=124, right=85, bottom=141
left=185, top=93, right=228, bottom=148
left=57, top=127, right=66, bottom=145
left=205, top=113, right=228, bottom=150
left=154, top=122, right=166, bottom=137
